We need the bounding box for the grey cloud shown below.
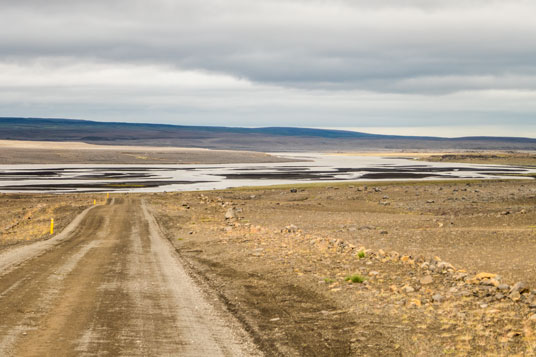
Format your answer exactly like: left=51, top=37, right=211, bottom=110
left=1, top=0, right=536, bottom=94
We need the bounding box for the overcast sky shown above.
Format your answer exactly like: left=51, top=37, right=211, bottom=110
left=1, top=0, right=535, bottom=137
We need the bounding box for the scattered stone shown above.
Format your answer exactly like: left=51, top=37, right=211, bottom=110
left=432, top=294, right=443, bottom=303
left=475, top=272, right=497, bottom=280
left=225, top=207, right=236, bottom=220
left=420, top=275, right=433, bottom=285
left=529, top=314, right=536, bottom=321
left=510, top=282, right=529, bottom=294
left=497, top=284, right=510, bottom=291
left=437, top=261, right=454, bottom=271
left=283, top=224, right=298, bottom=233
left=481, top=278, right=500, bottom=287
left=452, top=272, right=466, bottom=281
left=290, top=189, right=298, bottom=193
left=509, top=291, right=521, bottom=301
left=426, top=200, right=435, bottom=204
left=408, top=299, right=421, bottom=308
left=380, top=230, right=388, bottom=235
left=402, top=285, right=415, bottom=293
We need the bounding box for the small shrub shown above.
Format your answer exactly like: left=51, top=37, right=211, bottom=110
left=357, top=250, right=366, bottom=259
left=324, top=278, right=335, bottom=284
left=345, top=274, right=365, bottom=283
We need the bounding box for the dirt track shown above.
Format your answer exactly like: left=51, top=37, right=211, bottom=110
left=0, top=198, right=258, bottom=356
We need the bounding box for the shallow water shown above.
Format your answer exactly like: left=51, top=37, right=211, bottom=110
left=0, top=153, right=533, bottom=193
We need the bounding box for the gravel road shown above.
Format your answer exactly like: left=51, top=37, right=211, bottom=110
left=0, top=197, right=258, bottom=356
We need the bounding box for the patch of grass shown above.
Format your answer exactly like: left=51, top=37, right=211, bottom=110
left=324, top=278, right=335, bottom=284
left=357, top=250, right=366, bottom=259
left=345, top=274, right=366, bottom=283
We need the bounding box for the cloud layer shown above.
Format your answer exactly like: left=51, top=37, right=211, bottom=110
left=1, top=0, right=535, bottom=136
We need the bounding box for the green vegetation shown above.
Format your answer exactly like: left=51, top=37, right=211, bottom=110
left=324, top=278, right=335, bottom=284
left=345, top=274, right=365, bottom=283
left=357, top=250, right=366, bottom=259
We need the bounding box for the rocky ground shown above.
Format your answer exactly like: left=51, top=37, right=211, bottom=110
left=0, top=193, right=92, bottom=249
left=148, top=179, right=536, bottom=355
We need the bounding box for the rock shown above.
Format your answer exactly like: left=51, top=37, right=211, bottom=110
left=480, top=303, right=488, bottom=309
left=402, top=285, right=415, bottom=293
left=437, top=261, right=454, bottom=271
left=408, top=299, right=421, bottom=308
left=284, top=224, right=299, bottom=233
left=497, top=284, right=510, bottom=291
left=475, top=272, right=497, bottom=280
left=432, top=294, right=443, bottom=303
left=529, top=314, right=536, bottom=321
left=453, top=272, right=468, bottom=281
left=380, top=230, right=388, bottom=235
left=426, top=200, right=435, bottom=204
left=290, top=188, right=298, bottom=193
left=377, top=249, right=386, bottom=256
left=509, top=291, right=521, bottom=301
left=510, top=281, right=529, bottom=294
left=224, top=207, right=236, bottom=220
left=481, top=278, right=500, bottom=287
left=420, top=275, right=433, bottom=285
left=495, top=293, right=505, bottom=300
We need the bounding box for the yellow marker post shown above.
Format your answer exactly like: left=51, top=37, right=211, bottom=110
left=106, top=192, right=109, bottom=199
left=50, top=218, right=54, bottom=235
left=93, top=199, right=96, bottom=205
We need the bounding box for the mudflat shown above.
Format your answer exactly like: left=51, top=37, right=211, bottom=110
left=0, top=140, right=290, bottom=164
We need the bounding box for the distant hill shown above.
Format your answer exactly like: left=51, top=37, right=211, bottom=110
left=0, top=117, right=535, bottom=151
